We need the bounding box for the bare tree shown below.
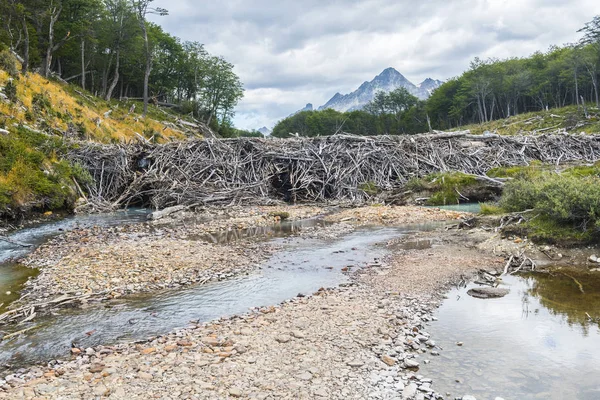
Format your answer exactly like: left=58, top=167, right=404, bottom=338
left=130, top=0, right=167, bottom=117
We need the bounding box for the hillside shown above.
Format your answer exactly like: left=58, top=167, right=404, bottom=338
left=456, top=106, right=600, bottom=136
left=0, top=54, right=208, bottom=221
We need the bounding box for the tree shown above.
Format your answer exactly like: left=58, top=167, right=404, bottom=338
left=130, top=0, right=167, bottom=117
left=201, top=56, right=244, bottom=126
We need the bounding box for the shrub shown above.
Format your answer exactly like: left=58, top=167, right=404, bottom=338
left=32, top=91, right=53, bottom=115
left=501, top=173, right=600, bottom=232
left=4, top=79, right=18, bottom=103
left=0, top=50, right=19, bottom=78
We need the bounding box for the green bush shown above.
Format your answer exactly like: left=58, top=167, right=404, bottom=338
left=0, top=50, right=19, bottom=78
left=501, top=173, right=600, bottom=232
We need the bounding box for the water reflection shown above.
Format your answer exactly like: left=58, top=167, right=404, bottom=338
left=421, top=273, right=600, bottom=400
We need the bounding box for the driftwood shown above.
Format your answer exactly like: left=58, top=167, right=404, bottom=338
left=68, top=132, right=600, bottom=211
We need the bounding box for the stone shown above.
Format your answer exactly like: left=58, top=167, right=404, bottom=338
left=201, top=337, right=220, bottom=347
left=141, top=347, right=156, bottom=354
left=405, top=359, right=420, bottom=368
left=589, top=255, right=599, bottom=263
left=346, top=360, right=364, bottom=368
left=462, top=396, right=477, bottom=400
left=275, top=335, right=291, bottom=343
left=229, top=387, right=242, bottom=397
left=381, top=355, right=396, bottom=366
left=137, top=372, right=153, bottom=380
left=467, top=287, right=510, bottom=299
left=314, top=388, right=328, bottom=397
left=403, top=383, right=418, bottom=399
left=297, top=372, right=312, bottom=381
left=88, top=364, right=105, bottom=373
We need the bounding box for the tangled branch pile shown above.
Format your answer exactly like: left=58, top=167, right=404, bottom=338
left=69, top=132, right=600, bottom=209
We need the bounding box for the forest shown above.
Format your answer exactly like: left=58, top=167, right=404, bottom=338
left=273, top=16, right=600, bottom=138
left=0, top=0, right=244, bottom=135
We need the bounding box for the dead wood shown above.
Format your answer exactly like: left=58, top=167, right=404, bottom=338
left=67, top=132, right=600, bottom=211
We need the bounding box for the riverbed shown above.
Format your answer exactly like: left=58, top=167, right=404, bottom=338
left=0, top=206, right=599, bottom=400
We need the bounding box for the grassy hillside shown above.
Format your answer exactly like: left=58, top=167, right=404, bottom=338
left=0, top=53, right=200, bottom=221
left=457, top=105, right=600, bottom=136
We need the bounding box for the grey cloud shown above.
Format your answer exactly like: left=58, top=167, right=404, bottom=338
left=150, top=0, right=600, bottom=130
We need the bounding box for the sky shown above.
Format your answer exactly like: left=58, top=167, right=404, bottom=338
left=151, top=0, right=600, bottom=131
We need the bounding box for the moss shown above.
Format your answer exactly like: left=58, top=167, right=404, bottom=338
left=0, top=126, right=79, bottom=218
left=479, top=202, right=504, bottom=215
left=423, top=172, right=478, bottom=206
left=359, top=181, right=379, bottom=196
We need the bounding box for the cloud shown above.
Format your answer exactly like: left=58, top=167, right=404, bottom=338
left=150, top=0, right=600, bottom=130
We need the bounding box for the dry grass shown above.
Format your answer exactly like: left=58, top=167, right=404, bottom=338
left=0, top=69, right=185, bottom=143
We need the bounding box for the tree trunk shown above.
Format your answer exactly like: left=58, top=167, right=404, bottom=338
left=106, top=49, right=120, bottom=101
left=81, top=38, right=86, bottom=90
left=140, top=21, right=151, bottom=117
left=44, top=7, right=62, bottom=78
left=21, top=16, right=29, bottom=74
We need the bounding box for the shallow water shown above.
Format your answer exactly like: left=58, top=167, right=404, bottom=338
left=420, top=272, right=600, bottom=400
left=429, top=203, right=482, bottom=213
left=0, top=225, right=417, bottom=367
left=0, top=209, right=150, bottom=308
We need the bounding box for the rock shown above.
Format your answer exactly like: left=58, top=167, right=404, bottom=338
left=467, top=287, right=510, bottom=299
left=403, top=383, right=418, bottom=399
left=275, top=335, right=291, bottom=343
left=462, top=396, right=477, bottom=400
left=291, top=330, right=305, bottom=339
left=141, top=347, right=156, bottom=354
left=137, top=372, right=153, bottom=380
left=314, top=388, right=328, bottom=397
left=297, top=372, right=312, bottom=381
left=404, top=359, right=420, bottom=368
left=201, top=337, right=220, bottom=347
left=589, top=255, right=599, bottom=263
left=88, top=364, right=105, bottom=373
left=456, top=342, right=464, bottom=346
left=346, top=360, right=364, bottom=368
left=229, top=387, right=242, bottom=397
left=381, top=355, right=396, bottom=366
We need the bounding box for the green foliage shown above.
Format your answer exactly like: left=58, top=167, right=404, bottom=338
left=479, top=202, right=504, bottom=215
left=0, top=126, right=79, bottom=217
left=423, top=173, right=478, bottom=206
left=0, top=50, right=19, bottom=78
left=426, top=19, right=600, bottom=132
left=4, top=79, right=18, bottom=103
left=501, top=173, right=600, bottom=236
left=272, top=107, right=428, bottom=138
left=359, top=181, right=379, bottom=196
left=32, top=91, right=53, bottom=116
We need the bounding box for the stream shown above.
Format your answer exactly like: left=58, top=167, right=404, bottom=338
left=0, top=212, right=437, bottom=368
left=2, top=209, right=600, bottom=399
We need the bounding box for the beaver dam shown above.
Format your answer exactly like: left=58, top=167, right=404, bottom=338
left=69, top=132, right=600, bottom=210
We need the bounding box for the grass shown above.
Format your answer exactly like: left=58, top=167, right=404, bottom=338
left=456, top=105, right=600, bottom=136
left=0, top=66, right=187, bottom=144
left=406, top=172, right=495, bottom=206
left=0, top=52, right=199, bottom=219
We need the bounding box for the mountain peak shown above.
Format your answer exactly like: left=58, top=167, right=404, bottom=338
left=315, top=68, right=443, bottom=113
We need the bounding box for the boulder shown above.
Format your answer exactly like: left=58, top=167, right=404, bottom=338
left=467, top=287, right=509, bottom=299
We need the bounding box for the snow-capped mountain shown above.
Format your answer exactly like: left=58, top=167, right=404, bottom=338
left=313, top=68, right=442, bottom=113
left=257, top=126, right=272, bottom=136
